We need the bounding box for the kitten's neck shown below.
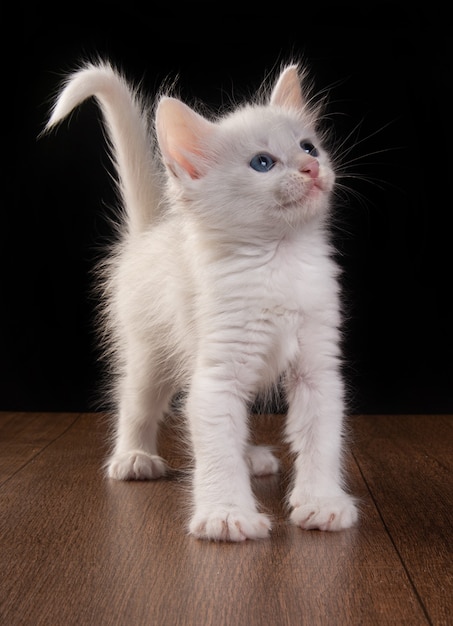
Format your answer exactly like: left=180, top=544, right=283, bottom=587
left=182, top=216, right=329, bottom=269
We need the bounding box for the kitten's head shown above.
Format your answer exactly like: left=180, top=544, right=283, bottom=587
left=156, top=64, right=334, bottom=240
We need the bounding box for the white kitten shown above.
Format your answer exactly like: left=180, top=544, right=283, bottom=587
left=46, top=59, right=358, bottom=541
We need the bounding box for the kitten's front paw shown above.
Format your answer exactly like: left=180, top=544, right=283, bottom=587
left=107, top=451, right=167, bottom=480
left=189, top=508, right=272, bottom=542
left=246, top=445, right=280, bottom=476
left=290, top=495, right=358, bottom=531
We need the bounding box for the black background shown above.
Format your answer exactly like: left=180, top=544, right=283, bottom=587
left=3, top=3, right=451, bottom=413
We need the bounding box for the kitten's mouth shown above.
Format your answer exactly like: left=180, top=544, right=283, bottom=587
left=278, top=176, right=326, bottom=207
left=309, top=178, right=323, bottom=193
left=280, top=182, right=323, bottom=209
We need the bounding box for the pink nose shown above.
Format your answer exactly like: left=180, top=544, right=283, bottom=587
left=300, top=158, right=319, bottom=179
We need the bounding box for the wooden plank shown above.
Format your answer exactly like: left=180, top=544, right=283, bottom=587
left=0, top=411, right=81, bottom=484
left=352, top=414, right=453, bottom=626
left=0, top=413, right=428, bottom=625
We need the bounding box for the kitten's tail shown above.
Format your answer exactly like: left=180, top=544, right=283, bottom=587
left=44, top=60, right=160, bottom=235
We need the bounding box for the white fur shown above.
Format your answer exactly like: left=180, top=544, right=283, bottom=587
left=46, top=60, right=358, bottom=541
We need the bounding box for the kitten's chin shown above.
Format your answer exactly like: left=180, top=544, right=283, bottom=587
left=277, top=176, right=330, bottom=209
left=279, top=185, right=326, bottom=211
left=276, top=192, right=330, bottom=225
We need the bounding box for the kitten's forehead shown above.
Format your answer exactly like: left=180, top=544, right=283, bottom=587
left=218, top=104, right=316, bottom=149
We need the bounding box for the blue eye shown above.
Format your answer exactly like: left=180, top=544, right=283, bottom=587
left=250, top=153, right=276, bottom=172
left=300, top=141, right=319, bottom=157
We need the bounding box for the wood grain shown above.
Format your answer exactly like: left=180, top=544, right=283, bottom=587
left=1, top=412, right=451, bottom=625
left=0, top=411, right=81, bottom=484
left=351, top=414, right=453, bottom=626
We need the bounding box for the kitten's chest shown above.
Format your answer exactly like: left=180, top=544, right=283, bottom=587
left=215, top=249, right=309, bottom=351
left=200, top=235, right=336, bottom=338
left=195, top=240, right=336, bottom=385
left=254, top=261, right=304, bottom=352
left=210, top=239, right=325, bottom=319
left=256, top=242, right=320, bottom=313
left=233, top=270, right=303, bottom=384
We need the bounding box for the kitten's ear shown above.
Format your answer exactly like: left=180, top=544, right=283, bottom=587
left=270, top=65, right=305, bottom=111
left=156, top=97, right=215, bottom=179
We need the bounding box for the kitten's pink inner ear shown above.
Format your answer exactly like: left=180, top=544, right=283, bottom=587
left=156, top=97, right=214, bottom=179
left=270, top=66, right=305, bottom=110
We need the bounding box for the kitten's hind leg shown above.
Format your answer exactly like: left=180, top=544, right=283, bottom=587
left=106, top=354, right=172, bottom=481
left=246, top=444, right=280, bottom=477
left=107, top=450, right=167, bottom=480
left=106, top=396, right=169, bottom=480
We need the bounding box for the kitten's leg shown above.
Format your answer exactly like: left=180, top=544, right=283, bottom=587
left=106, top=348, right=171, bottom=481
left=285, top=324, right=358, bottom=531
left=245, top=444, right=280, bottom=477
left=186, top=378, right=272, bottom=542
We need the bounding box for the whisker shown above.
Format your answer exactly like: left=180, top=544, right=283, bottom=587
left=328, top=117, right=402, bottom=168
left=337, top=145, right=405, bottom=168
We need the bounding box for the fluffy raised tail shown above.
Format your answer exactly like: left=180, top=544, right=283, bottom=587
left=45, top=61, right=160, bottom=235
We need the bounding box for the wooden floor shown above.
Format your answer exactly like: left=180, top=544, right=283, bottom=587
left=1, top=411, right=452, bottom=626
